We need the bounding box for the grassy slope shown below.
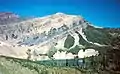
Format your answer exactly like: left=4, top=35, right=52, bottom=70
left=83, top=25, right=112, bottom=45
left=0, top=56, right=82, bottom=74
left=64, top=34, right=75, bottom=49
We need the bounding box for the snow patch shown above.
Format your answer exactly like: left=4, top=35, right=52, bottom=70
left=78, top=49, right=99, bottom=58
left=78, top=28, right=89, bottom=42
left=93, top=43, right=106, bottom=46
left=53, top=51, right=75, bottom=59
left=69, top=32, right=79, bottom=49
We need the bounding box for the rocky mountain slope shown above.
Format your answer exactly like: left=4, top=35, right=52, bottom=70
left=0, top=12, right=119, bottom=61
left=0, top=12, right=21, bottom=25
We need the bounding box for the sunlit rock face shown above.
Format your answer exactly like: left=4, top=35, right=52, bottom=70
left=0, top=12, right=118, bottom=60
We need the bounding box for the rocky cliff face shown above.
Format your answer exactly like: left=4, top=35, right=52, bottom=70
left=0, top=12, right=119, bottom=61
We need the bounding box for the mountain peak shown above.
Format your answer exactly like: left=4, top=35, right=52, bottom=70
left=55, top=12, right=66, bottom=15
left=0, top=12, right=106, bottom=60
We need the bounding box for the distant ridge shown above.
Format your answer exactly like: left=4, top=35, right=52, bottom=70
left=0, top=12, right=20, bottom=25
